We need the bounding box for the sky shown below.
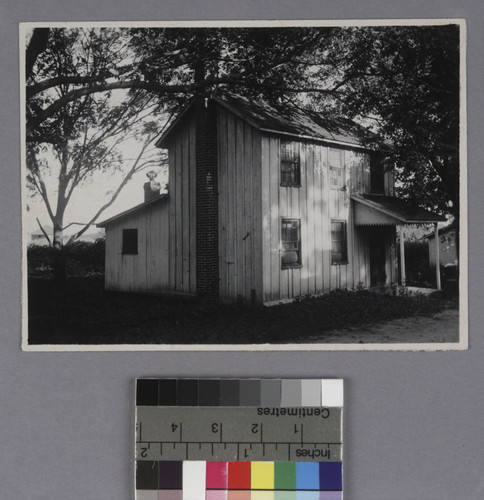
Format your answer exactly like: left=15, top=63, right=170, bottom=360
left=24, top=140, right=169, bottom=239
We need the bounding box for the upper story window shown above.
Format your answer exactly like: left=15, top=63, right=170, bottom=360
left=122, top=228, right=138, bottom=255
left=281, top=218, right=301, bottom=269
left=280, top=140, right=301, bottom=187
left=329, top=148, right=345, bottom=190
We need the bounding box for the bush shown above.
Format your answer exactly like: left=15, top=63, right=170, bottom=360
left=27, top=238, right=105, bottom=277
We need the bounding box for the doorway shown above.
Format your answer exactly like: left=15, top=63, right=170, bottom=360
left=369, top=230, right=387, bottom=287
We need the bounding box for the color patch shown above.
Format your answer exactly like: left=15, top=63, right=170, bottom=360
left=320, top=380, right=343, bottom=407
left=251, top=492, right=275, bottom=500
left=274, top=462, right=296, bottom=490
left=182, top=461, right=206, bottom=499
left=137, top=460, right=159, bottom=490
left=158, top=491, right=183, bottom=500
left=260, top=379, right=281, bottom=406
left=295, top=493, right=320, bottom=500
left=177, top=379, right=199, bottom=406
left=220, top=380, right=240, bottom=406
left=207, top=462, right=228, bottom=489
left=206, top=491, right=228, bottom=500
left=137, top=379, right=159, bottom=406
left=228, top=462, right=251, bottom=490
left=239, top=380, right=261, bottom=406
left=296, top=463, right=319, bottom=490
left=199, top=380, right=221, bottom=406
left=158, top=379, right=177, bottom=406
left=159, top=461, right=182, bottom=490
left=251, top=462, right=274, bottom=490
left=281, top=380, right=302, bottom=407
left=228, top=492, right=251, bottom=500
left=136, top=491, right=158, bottom=500
left=318, top=493, right=342, bottom=500
left=301, top=380, right=321, bottom=407
left=274, top=493, right=297, bottom=500
left=319, top=463, right=342, bottom=491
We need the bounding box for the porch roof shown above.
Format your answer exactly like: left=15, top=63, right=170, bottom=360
left=352, top=194, right=446, bottom=226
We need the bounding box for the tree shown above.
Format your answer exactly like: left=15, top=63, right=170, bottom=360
left=26, top=28, right=166, bottom=281
left=26, top=24, right=462, bottom=277
left=304, top=25, right=460, bottom=217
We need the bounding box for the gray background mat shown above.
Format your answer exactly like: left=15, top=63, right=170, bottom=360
left=1, top=1, right=483, bottom=499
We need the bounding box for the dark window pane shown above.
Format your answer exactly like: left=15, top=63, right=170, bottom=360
left=280, top=141, right=300, bottom=186
left=329, top=148, right=345, bottom=190
left=281, top=218, right=301, bottom=268
left=122, top=228, right=138, bottom=255
left=331, top=220, right=347, bottom=264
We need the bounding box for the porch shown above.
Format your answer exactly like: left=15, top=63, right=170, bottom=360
left=352, top=194, right=447, bottom=290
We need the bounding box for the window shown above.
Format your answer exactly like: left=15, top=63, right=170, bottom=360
left=331, top=220, right=348, bottom=264
left=329, top=148, right=345, bottom=190
left=122, top=228, right=138, bottom=255
left=281, top=219, right=301, bottom=268
left=280, top=140, right=300, bottom=187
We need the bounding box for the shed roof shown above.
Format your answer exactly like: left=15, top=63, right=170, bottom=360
left=97, top=193, right=168, bottom=228
left=352, top=194, right=447, bottom=226
left=156, top=93, right=372, bottom=149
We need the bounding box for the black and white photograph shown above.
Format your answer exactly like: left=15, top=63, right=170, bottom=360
left=21, top=20, right=467, bottom=350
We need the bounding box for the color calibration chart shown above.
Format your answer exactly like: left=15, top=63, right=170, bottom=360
left=135, top=378, right=343, bottom=500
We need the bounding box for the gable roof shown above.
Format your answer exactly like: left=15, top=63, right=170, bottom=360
left=156, top=93, right=372, bottom=149
left=97, top=193, right=168, bottom=228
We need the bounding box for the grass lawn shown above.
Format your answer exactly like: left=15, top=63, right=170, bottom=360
left=27, top=276, right=457, bottom=345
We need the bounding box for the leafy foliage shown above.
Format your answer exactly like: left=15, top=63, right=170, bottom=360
left=27, top=25, right=461, bottom=217
left=27, top=28, right=167, bottom=251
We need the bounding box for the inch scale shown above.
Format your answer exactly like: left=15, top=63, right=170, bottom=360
left=136, top=406, right=342, bottom=462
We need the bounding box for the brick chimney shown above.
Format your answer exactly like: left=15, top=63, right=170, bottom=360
left=195, top=96, right=219, bottom=299
left=143, top=170, right=161, bottom=202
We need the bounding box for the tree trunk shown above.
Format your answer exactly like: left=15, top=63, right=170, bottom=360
left=52, top=222, right=66, bottom=284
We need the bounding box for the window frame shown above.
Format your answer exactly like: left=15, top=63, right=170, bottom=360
left=122, top=228, right=138, bottom=255
left=280, top=140, right=301, bottom=188
left=331, top=219, right=348, bottom=265
left=280, top=218, right=302, bottom=269
left=329, top=148, right=345, bottom=191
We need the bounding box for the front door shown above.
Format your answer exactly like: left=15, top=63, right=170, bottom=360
left=369, top=230, right=387, bottom=287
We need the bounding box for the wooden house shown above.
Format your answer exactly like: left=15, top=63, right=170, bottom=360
left=427, top=220, right=458, bottom=267
left=98, top=94, right=445, bottom=303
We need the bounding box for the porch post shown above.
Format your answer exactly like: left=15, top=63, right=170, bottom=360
left=399, top=225, right=406, bottom=286
left=435, top=223, right=441, bottom=290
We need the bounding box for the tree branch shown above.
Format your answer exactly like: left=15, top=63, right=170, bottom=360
left=65, top=135, right=155, bottom=245
left=35, top=217, right=52, bottom=246
left=27, top=77, right=340, bottom=134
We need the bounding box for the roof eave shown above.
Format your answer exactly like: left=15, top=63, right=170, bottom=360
left=351, top=195, right=446, bottom=224
left=97, top=194, right=168, bottom=227
left=155, top=100, right=196, bottom=148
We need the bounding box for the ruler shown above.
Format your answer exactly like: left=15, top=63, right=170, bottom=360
left=136, top=406, right=342, bottom=462
left=135, top=378, right=344, bottom=499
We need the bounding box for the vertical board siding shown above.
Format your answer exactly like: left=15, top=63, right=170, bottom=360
left=104, top=116, right=196, bottom=295
left=217, top=107, right=263, bottom=302
left=103, top=202, right=170, bottom=292
left=166, top=116, right=197, bottom=295
left=261, top=138, right=373, bottom=302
